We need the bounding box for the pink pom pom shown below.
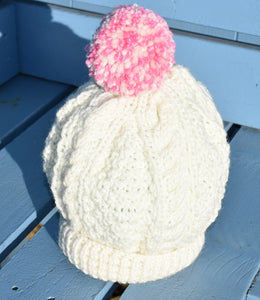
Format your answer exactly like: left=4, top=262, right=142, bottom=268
left=86, top=4, right=176, bottom=97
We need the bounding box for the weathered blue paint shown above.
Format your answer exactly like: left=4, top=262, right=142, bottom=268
left=174, top=32, right=260, bottom=130
left=31, top=0, right=260, bottom=38
left=172, top=0, right=260, bottom=36
left=0, top=75, right=73, bottom=261
left=0, top=214, right=116, bottom=299
left=0, top=75, right=72, bottom=148
left=0, top=3, right=19, bottom=85
left=121, top=127, right=260, bottom=300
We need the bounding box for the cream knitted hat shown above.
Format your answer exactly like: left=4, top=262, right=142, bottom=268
left=43, top=5, right=230, bottom=284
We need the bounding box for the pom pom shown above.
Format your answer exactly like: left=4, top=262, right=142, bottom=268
left=86, top=4, right=176, bottom=97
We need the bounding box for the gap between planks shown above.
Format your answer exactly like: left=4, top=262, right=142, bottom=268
left=0, top=207, right=58, bottom=269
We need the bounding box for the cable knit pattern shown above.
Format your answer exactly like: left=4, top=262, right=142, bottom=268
left=43, top=64, right=230, bottom=283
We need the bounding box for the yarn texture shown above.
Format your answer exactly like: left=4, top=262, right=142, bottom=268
left=43, top=4, right=230, bottom=283
left=86, top=4, right=175, bottom=96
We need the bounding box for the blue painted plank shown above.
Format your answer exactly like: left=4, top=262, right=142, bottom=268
left=173, top=0, right=260, bottom=36
left=238, top=33, right=260, bottom=46
left=32, top=0, right=260, bottom=38
left=0, top=2, right=19, bottom=85
left=174, top=32, right=260, bottom=130
left=120, top=126, right=260, bottom=300
left=0, top=213, right=116, bottom=299
left=0, top=74, right=72, bottom=148
left=16, top=1, right=96, bottom=86
left=0, top=78, right=74, bottom=261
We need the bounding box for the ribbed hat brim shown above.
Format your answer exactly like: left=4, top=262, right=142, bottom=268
left=59, top=219, right=205, bottom=283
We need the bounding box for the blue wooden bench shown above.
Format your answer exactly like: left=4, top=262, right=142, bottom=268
left=0, top=1, right=259, bottom=299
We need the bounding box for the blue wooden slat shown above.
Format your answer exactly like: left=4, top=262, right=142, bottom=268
left=0, top=74, right=72, bottom=148
left=72, top=0, right=111, bottom=14
left=0, top=76, right=74, bottom=261
left=171, top=0, right=260, bottom=36
left=238, top=33, right=260, bottom=46
left=16, top=1, right=95, bottom=86
left=0, top=2, right=19, bottom=85
left=120, top=127, right=260, bottom=300
left=33, top=0, right=182, bottom=20
left=39, top=0, right=71, bottom=6
left=166, top=17, right=235, bottom=40
left=174, top=33, right=260, bottom=130
left=0, top=213, right=116, bottom=299
left=31, top=0, right=260, bottom=42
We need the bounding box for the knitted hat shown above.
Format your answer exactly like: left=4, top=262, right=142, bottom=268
left=43, top=4, right=230, bottom=283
